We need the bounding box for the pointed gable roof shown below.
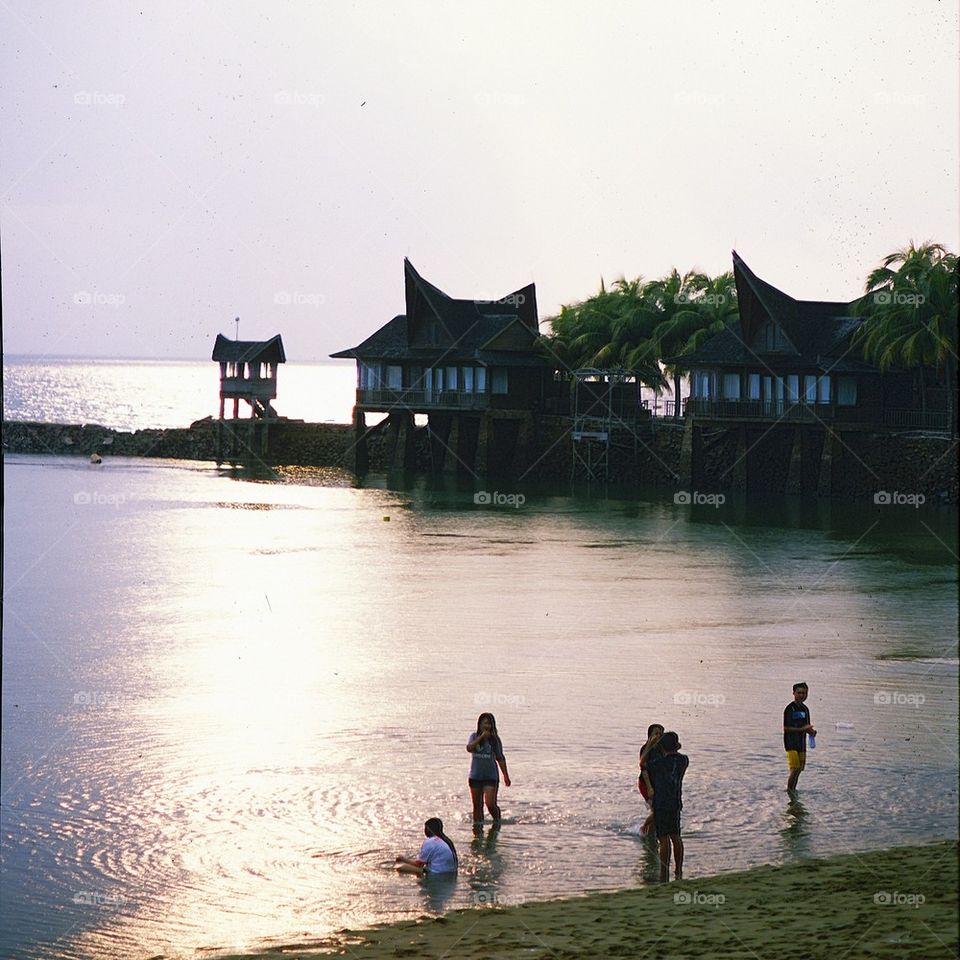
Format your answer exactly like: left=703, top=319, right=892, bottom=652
left=212, top=333, right=285, bottom=364
left=677, top=252, right=866, bottom=370
left=331, top=260, right=544, bottom=363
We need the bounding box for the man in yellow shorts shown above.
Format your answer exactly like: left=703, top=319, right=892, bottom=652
left=783, top=682, right=816, bottom=792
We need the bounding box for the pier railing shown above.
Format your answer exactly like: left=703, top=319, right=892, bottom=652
left=356, top=388, right=490, bottom=410
left=685, top=399, right=828, bottom=421
left=683, top=399, right=950, bottom=431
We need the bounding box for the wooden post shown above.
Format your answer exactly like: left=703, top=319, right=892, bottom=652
left=817, top=428, right=835, bottom=498
left=350, top=406, right=368, bottom=475
left=443, top=415, right=460, bottom=474
left=475, top=413, right=491, bottom=475
left=513, top=412, right=533, bottom=475
left=731, top=424, right=748, bottom=492
left=786, top=427, right=804, bottom=495
left=678, top=416, right=696, bottom=488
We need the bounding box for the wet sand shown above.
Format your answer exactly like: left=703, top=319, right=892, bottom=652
left=217, top=840, right=957, bottom=960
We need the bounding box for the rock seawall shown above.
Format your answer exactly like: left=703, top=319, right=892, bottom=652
left=3, top=418, right=956, bottom=503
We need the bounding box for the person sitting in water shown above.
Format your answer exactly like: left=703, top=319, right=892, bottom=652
left=396, top=818, right=458, bottom=876
left=90, top=452, right=102, bottom=464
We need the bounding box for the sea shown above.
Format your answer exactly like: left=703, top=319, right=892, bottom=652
left=2, top=357, right=958, bottom=959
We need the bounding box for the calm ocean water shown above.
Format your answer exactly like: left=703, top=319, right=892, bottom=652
left=2, top=357, right=360, bottom=430
left=2, top=362, right=958, bottom=959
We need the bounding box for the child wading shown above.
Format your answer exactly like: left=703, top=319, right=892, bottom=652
left=642, top=731, right=689, bottom=881
left=396, top=818, right=458, bottom=876
left=466, top=712, right=511, bottom=823
left=783, top=682, right=816, bottom=792
left=638, top=723, right=665, bottom=836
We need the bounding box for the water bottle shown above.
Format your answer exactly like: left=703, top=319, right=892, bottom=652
left=808, top=733, right=816, bottom=749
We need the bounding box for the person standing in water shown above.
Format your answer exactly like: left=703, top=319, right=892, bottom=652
left=642, top=731, right=688, bottom=881
left=396, top=817, right=458, bottom=875
left=466, top=713, right=510, bottom=824
left=783, top=682, right=816, bottom=792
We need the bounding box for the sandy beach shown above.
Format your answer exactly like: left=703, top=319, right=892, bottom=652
left=217, top=840, right=958, bottom=960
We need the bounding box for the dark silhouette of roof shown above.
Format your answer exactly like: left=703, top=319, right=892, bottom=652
left=331, top=260, right=545, bottom=365
left=212, top=334, right=286, bottom=364
left=677, top=252, right=869, bottom=372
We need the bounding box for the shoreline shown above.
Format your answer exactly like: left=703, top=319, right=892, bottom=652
left=3, top=417, right=958, bottom=503
left=214, top=840, right=958, bottom=960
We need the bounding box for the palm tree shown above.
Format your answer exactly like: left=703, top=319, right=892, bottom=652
left=854, top=242, right=958, bottom=432
left=648, top=270, right=738, bottom=417
left=544, top=276, right=665, bottom=387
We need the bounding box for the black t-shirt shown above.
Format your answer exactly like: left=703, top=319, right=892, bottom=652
left=783, top=701, right=810, bottom=751
left=646, top=752, right=688, bottom=810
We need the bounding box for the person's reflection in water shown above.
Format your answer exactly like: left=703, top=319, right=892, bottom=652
left=419, top=871, right=458, bottom=914
left=780, top=794, right=811, bottom=860
left=469, top=822, right=504, bottom=905
left=635, top=827, right=662, bottom=885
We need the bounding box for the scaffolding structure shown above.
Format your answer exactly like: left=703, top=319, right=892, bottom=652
left=571, top=368, right=648, bottom=481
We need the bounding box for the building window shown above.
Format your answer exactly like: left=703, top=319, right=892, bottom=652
left=722, top=373, right=740, bottom=400
left=387, top=365, right=402, bottom=390
left=817, top=376, right=830, bottom=404
left=748, top=373, right=760, bottom=400
left=463, top=367, right=474, bottom=393
left=476, top=367, right=487, bottom=393
left=446, top=366, right=458, bottom=391
left=786, top=374, right=800, bottom=402
left=694, top=371, right=711, bottom=399
left=837, top=377, right=857, bottom=406
left=359, top=362, right=378, bottom=390
left=492, top=368, right=508, bottom=394
left=804, top=375, right=817, bottom=404
left=434, top=367, right=444, bottom=391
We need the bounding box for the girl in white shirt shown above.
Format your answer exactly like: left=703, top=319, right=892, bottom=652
left=396, top=818, right=458, bottom=875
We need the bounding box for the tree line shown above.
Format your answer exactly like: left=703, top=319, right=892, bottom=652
left=540, top=242, right=957, bottom=430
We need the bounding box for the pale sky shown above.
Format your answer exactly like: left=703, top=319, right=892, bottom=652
left=1, top=0, right=957, bottom=361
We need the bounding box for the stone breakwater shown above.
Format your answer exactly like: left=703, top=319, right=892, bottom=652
left=2, top=417, right=956, bottom=503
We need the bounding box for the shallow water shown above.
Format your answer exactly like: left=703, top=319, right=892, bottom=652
left=2, top=454, right=957, bottom=959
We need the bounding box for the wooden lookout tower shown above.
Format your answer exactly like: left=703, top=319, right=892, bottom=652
left=211, top=332, right=286, bottom=463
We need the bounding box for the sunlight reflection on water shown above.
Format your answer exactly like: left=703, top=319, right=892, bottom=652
left=2, top=454, right=957, bottom=959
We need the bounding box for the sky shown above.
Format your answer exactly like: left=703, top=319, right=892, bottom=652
left=1, top=0, right=957, bottom=362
